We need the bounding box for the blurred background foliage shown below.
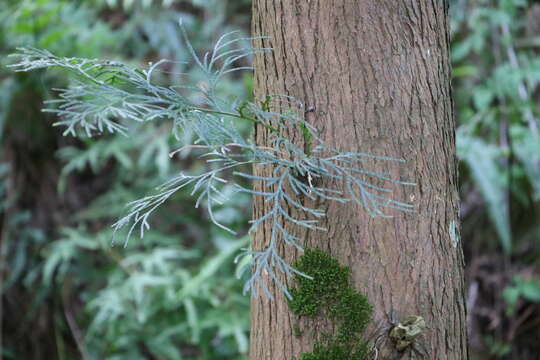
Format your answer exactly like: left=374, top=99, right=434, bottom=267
left=0, top=1, right=252, bottom=359
left=0, top=0, right=539, bottom=359
left=451, top=0, right=540, bottom=358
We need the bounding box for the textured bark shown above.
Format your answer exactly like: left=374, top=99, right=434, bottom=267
left=250, top=1, right=468, bottom=359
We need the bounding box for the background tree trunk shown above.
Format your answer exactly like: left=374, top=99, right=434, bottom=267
left=250, top=1, right=468, bottom=359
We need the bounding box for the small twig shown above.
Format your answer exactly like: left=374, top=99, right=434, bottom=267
left=169, top=143, right=280, bottom=158
left=192, top=107, right=279, bottom=132
left=506, top=304, right=535, bottom=342
left=62, top=281, right=90, bottom=360
left=466, top=281, right=479, bottom=333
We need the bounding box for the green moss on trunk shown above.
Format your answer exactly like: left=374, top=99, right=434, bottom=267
left=288, top=249, right=372, bottom=360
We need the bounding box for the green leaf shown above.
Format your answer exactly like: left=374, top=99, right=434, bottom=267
left=184, top=298, right=200, bottom=343
left=512, top=129, right=540, bottom=200
left=176, top=236, right=249, bottom=299
left=473, top=86, right=494, bottom=111
left=452, top=65, right=478, bottom=78
left=452, top=39, right=473, bottom=62
left=520, top=280, right=540, bottom=302
left=502, top=287, right=520, bottom=309
left=457, top=132, right=512, bottom=252
left=503, top=276, right=540, bottom=315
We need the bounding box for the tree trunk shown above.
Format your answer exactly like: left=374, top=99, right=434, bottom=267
left=250, top=1, right=468, bottom=359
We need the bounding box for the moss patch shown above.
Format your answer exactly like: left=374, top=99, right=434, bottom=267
left=288, top=248, right=372, bottom=360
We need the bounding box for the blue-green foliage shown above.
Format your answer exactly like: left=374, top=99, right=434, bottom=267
left=10, top=19, right=414, bottom=300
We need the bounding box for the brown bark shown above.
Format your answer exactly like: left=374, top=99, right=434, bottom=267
left=250, top=1, right=468, bottom=359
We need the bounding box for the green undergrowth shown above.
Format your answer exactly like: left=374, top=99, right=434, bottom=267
left=288, top=248, right=373, bottom=360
